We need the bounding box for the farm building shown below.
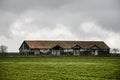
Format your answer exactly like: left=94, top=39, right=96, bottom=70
left=19, top=40, right=110, bottom=55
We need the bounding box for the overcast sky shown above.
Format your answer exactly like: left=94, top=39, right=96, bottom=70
left=0, top=0, right=120, bottom=52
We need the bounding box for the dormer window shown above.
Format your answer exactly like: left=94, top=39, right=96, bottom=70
left=73, top=45, right=81, bottom=49
left=91, top=45, right=99, bottom=49
left=52, top=45, right=62, bottom=49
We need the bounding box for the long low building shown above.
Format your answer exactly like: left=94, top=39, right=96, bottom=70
left=19, top=40, right=110, bottom=55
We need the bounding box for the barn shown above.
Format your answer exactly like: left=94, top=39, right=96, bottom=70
left=19, top=40, right=110, bottom=55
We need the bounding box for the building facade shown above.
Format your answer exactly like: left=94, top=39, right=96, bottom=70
left=19, top=40, right=110, bottom=55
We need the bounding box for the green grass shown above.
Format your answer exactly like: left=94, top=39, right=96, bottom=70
left=0, top=56, right=120, bottom=80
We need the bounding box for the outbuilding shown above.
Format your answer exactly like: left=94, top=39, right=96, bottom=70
left=19, top=40, right=110, bottom=55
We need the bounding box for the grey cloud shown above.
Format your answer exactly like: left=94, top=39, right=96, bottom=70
left=0, top=0, right=120, bottom=37
left=0, top=0, right=72, bottom=13
left=0, top=11, right=17, bottom=37
left=1, top=0, right=119, bottom=12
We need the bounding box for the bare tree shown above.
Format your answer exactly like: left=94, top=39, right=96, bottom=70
left=112, top=48, right=119, bottom=54
left=0, top=45, right=8, bottom=53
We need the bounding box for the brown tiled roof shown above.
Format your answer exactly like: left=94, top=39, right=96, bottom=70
left=23, top=40, right=110, bottom=49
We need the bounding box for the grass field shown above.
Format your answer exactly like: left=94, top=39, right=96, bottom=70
left=0, top=56, right=120, bottom=80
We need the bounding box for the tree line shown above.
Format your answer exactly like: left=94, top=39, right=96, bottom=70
left=0, top=45, right=8, bottom=53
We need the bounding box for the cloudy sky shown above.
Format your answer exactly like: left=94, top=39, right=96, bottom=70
left=0, top=0, right=120, bottom=52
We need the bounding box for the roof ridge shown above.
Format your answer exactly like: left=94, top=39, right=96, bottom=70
left=24, top=40, right=104, bottom=42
